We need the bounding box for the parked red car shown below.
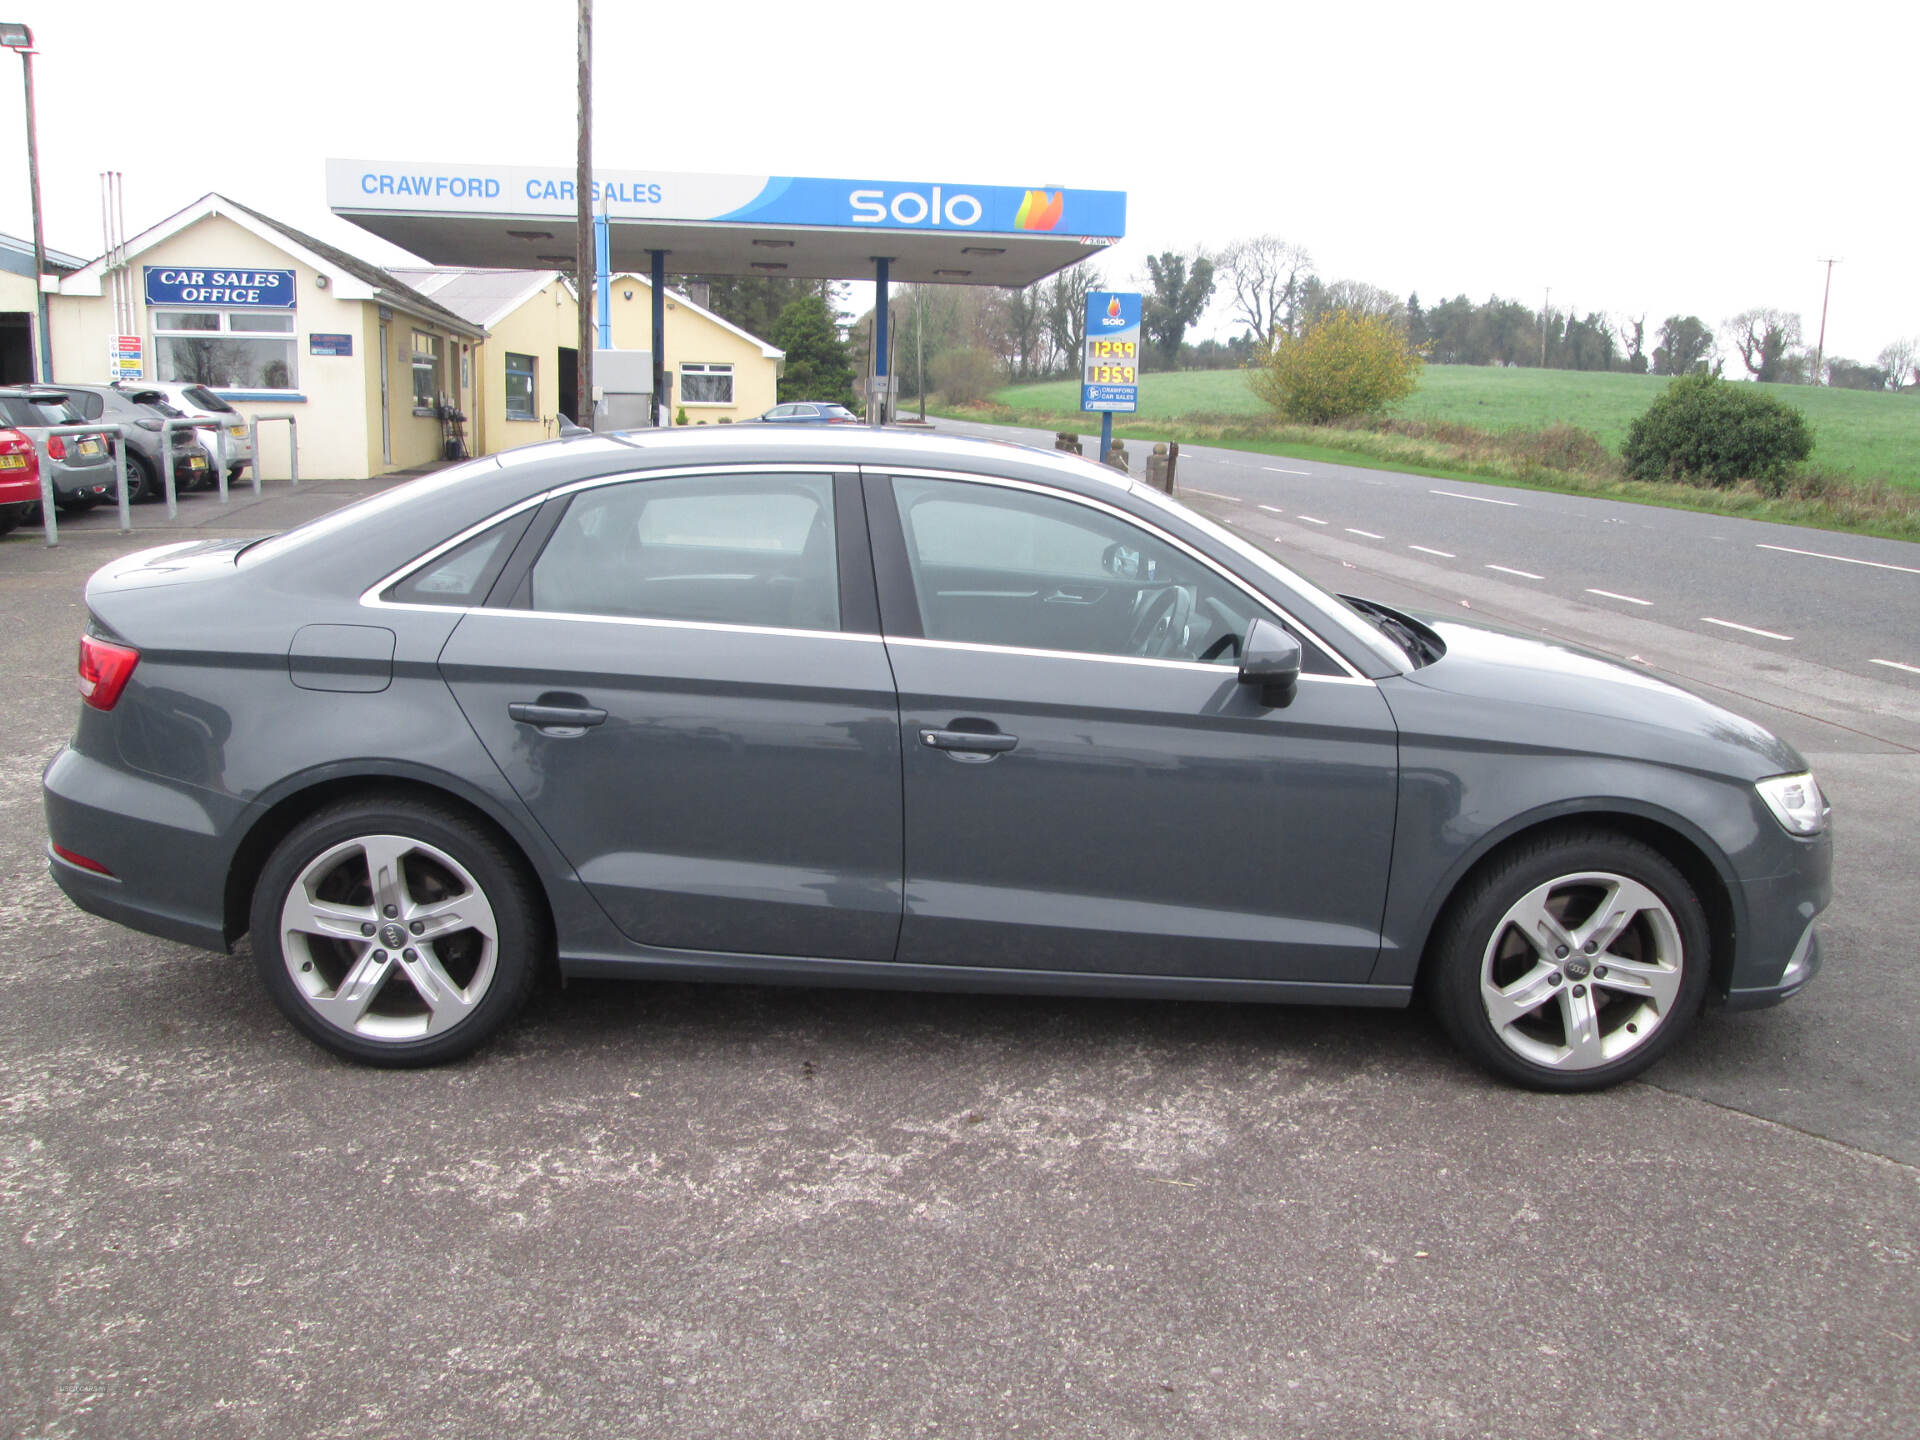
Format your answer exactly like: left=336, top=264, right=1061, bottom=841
left=0, top=425, right=40, bottom=535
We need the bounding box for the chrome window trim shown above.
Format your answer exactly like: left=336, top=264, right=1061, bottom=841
left=426, top=605, right=884, bottom=645
left=881, top=634, right=1375, bottom=683
left=871, top=465, right=1369, bottom=681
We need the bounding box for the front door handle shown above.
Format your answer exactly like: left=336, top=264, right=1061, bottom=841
left=920, top=727, right=1018, bottom=759
left=510, top=701, right=608, bottom=734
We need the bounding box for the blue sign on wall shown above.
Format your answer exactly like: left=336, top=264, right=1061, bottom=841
left=144, top=266, right=297, bottom=309
left=309, top=332, right=353, bottom=356
left=1082, top=291, right=1142, bottom=413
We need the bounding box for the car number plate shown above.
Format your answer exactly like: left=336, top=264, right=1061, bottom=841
left=228, top=425, right=247, bottom=438
left=188, top=455, right=206, bottom=470
left=79, top=439, right=104, bottom=455
left=0, top=454, right=25, bottom=469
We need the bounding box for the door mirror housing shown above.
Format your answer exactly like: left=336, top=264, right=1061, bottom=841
left=1238, top=617, right=1302, bottom=705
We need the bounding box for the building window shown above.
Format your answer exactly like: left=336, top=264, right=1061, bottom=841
left=505, top=352, right=537, bottom=420
left=153, top=309, right=296, bottom=390
left=681, top=362, right=733, bottom=405
left=411, top=331, right=444, bottom=413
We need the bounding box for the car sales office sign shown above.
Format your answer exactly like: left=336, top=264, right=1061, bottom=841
left=144, top=267, right=296, bottom=308
left=1082, top=291, right=1141, bottom=413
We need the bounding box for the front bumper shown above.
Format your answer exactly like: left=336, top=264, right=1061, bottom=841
left=1726, top=921, right=1822, bottom=1010
left=1722, top=824, right=1832, bottom=1008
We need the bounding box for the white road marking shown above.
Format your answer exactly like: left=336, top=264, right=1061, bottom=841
left=1258, top=504, right=1286, bottom=514
left=1409, top=545, right=1455, bottom=558
left=1869, top=658, right=1920, bottom=676
left=1184, top=487, right=1236, bottom=501
left=1486, top=564, right=1544, bottom=580
left=1702, top=617, right=1794, bottom=641
left=1264, top=466, right=1312, bottom=476
left=1433, top=489, right=1519, bottom=507
left=1295, top=515, right=1329, bottom=526
left=1757, top=543, right=1920, bottom=576
left=1585, top=588, right=1653, bottom=606
left=1345, top=528, right=1384, bottom=539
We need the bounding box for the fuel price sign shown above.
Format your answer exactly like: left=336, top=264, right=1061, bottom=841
left=1081, top=290, right=1141, bottom=413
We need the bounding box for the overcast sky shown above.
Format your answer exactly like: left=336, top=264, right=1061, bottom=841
left=5, top=0, right=1914, bottom=364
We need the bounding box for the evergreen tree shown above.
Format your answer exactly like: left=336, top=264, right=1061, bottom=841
left=770, top=296, right=855, bottom=406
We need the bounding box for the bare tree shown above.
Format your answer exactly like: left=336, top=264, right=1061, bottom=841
left=1217, top=234, right=1313, bottom=343
left=1043, top=261, right=1102, bottom=375
left=1725, top=309, right=1805, bottom=383
left=1305, top=279, right=1405, bottom=329
left=1877, top=337, right=1919, bottom=390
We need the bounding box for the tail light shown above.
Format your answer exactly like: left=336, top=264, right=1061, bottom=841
left=47, top=434, right=65, bottom=460
left=78, top=635, right=140, bottom=711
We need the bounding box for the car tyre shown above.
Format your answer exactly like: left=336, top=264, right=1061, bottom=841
left=127, top=453, right=158, bottom=503
left=1427, top=829, right=1710, bottom=1092
left=249, top=796, right=545, bottom=1067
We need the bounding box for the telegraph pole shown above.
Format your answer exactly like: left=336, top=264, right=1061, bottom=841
left=1813, top=258, right=1840, bottom=386
left=574, top=0, right=593, bottom=426
left=0, top=25, right=48, bottom=381
left=1540, top=286, right=1551, bottom=367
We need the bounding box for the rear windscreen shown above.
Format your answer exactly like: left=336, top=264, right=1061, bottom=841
left=182, top=386, right=237, bottom=414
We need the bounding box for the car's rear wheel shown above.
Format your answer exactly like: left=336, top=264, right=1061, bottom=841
left=127, top=454, right=157, bottom=503
left=1428, top=830, right=1710, bottom=1091
left=249, top=798, right=544, bottom=1066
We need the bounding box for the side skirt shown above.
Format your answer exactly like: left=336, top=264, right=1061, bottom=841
left=559, top=946, right=1411, bottom=1008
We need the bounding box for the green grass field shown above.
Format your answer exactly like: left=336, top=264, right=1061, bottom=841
left=991, top=368, right=1920, bottom=488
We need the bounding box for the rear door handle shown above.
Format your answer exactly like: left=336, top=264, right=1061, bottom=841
left=920, top=727, right=1017, bottom=757
left=510, top=701, right=608, bottom=733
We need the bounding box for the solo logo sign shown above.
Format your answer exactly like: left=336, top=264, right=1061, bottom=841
left=848, top=186, right=1064, bottom=231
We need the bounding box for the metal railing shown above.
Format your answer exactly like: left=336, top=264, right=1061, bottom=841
left=32, top=423, right=131, bottom=546
left=160, top=417, right=227, bottom=519
left=248, top=414, right=298, bottom=491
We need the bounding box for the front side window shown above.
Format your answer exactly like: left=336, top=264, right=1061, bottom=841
left=154, top=308, right=296, bottom=390
left=505, top=353, right=537, bottom=421
left=411, top=332, right=443, bottom=413
left=681, top=362, right=733, bottom=405
left=528, top=474, right=839, bottom=632
left=891, top=475, right=1329, bottom=669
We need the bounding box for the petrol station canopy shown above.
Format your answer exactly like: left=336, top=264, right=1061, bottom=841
left=326, top=160, right=1126, bottom=287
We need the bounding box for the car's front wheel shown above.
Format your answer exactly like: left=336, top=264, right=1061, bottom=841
left=249, top=797, right=544, bottom=1066
left=1428, top=830, right=1710, bottom=1091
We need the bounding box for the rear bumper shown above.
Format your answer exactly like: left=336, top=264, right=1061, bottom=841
left=42, top=745, right=234, bottom=953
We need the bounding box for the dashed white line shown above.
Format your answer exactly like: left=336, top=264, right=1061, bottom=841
left=1409, top=544, right=1455, bottom=558
left=1264, top=466, right=1312, bottom=476
left=1757, top=543, right=1920, bottom=576
left=1869, top=658, right=1920, bottom=676
left=1585, top=588, right=1653, bottom=606
left=1702, top=617, right=1794, bottom=641
left=1486, top=564, right=1544, bottom=580
left=1258, top=504, right=1286, bottom=514
left=1183, top=487, right=1236, bottom=501
left=1433, top=489, right=1520, bottom=507
left=1295, top=515, right=1329, bottom=526
left=1345, top=528, right=1385, bottom=540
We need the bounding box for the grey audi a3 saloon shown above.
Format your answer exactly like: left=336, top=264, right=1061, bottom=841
left=42, top=428, right=1831, bottom=1088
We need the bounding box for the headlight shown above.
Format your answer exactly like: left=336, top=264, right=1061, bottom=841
left=1756, top=772, right=1829, bottom=836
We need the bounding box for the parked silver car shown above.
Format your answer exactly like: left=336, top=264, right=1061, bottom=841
left=143, top=382, right=252, bottom=484
left=0, top=388, right=117, bottom=511
left=54, top=383, right=216, bottom=500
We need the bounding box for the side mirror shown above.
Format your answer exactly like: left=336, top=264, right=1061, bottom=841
left=1238, top=617, right=1302, bottom=705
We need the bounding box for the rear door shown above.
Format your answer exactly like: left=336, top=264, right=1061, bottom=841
left=437, top=467, right=903, bottom=960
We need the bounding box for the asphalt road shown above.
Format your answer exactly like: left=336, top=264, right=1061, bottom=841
left=2, top=464, right=1916, bottom=1438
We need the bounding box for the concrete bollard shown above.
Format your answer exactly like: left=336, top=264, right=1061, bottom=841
left=1054, top=431, right=1083, bottom=455
left=1103, top=440, right=1130, bottom=476
left=1146, top=443, right=1170, bottom=493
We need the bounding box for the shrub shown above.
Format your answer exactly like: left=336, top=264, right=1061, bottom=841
left=1247, top=310, right=1423, bottom=424
left=932, top=347, right=1002, bottom=407
left=1622, top=374, right=1813, bottom=492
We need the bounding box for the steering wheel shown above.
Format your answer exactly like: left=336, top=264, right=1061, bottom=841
left=1126, top=584, right=1197, bottom=658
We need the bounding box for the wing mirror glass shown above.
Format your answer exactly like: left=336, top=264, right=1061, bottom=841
left=1238, top=616, right=1302, bottom=704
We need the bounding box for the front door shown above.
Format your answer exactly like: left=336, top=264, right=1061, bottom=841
left=868, top=471, right=1399, bottom=983
left=440, top=469, right=902, bottom=960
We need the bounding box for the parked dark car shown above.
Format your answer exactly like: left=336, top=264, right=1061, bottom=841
left=0, top=388, right=117, bottom=511
left=53, top=382, right=216, bottom=500
left=42, top=429, right=1830, bottom=1087
left=754, top=401, right=860, bottom=424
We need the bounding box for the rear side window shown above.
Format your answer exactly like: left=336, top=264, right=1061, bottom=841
left=183, top=386, right=236, bottom=413
left=528, top=474, right=839, bottom=632
left=387, top=510, right=533, bottom=607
